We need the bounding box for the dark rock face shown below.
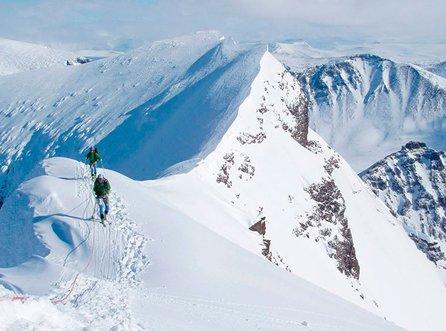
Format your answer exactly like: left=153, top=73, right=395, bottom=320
left=237, top=132, right=266, bottom=145
left=272, top=89, right=309, bottom=147
left=324, top=156, right=340, bottom=175
left=410, top=235, right=445, bottom=263
left=66, top=57, right=92, bottom=66
left=216, top=153, right=235, bottom=188
left=287, top=95, right=309, bottom=146
left=295, top=178, right=360, bottom=279
left=261, top=70, right=309, bottom=147
left=214, top=67, right=309, bottom=273
left=306, top=140, right=323, bottom=154
left=216, top=152, right=256, bottom=188
left=238, top=156, right=255, bottom=180
left=404, top=141, right=427, bottom=150
left=249, top=217, right=266, bottom=235
left=249, top=216, right=291, bottom=271
left=361, top=142, right=446, bottom=267
left=216, top=69, right=309, bottom=189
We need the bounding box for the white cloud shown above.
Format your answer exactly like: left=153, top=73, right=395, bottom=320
left=0, top=0, right=444, bottom=50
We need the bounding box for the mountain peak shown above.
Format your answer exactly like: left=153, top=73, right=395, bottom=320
left=361, top=142, right=446, bottom=267
left=296, top=51, right=446, bottom=171
left=403, top=140, right=428, bottom=150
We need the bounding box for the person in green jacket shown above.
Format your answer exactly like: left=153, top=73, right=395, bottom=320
left=94, top=174, right=111, bottom=222
left=86, top=146, right=101, bottom=177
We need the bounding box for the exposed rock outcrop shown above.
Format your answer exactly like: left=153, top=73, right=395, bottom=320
left=295, top=178, right=360, bottom=279
left=249, top=217, right=266, bottom=235
left=361, top=141, right=446, bottom=267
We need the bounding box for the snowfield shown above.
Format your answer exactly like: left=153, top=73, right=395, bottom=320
left=0, top=38, right=88, bottom=76
left=0, top=158, right=401, bottom=330
left=0, top=31, right=257, bottom=203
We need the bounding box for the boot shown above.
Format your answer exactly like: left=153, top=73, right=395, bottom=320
left=100, top=214, right=106, bottom=226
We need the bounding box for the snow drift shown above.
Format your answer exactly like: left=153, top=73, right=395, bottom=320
left=0, top=157, right=400, bottom=330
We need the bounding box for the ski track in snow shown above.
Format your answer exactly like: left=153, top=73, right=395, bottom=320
left=50, top=164, right=149, bottom=329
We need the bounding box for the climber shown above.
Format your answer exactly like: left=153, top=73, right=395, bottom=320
left=86, top=146, right=101, bottom=177
left=93, top=174, right=111, bottom=223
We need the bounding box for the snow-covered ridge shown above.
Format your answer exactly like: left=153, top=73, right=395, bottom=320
left=0, top=31, right=244, bottom=203
left=0, top=157, right=401, bottom=330
left=294, top=53, right=446, bottom=171
left=154, top=51, right=446, bottom=330
left=361, top=141, right=446, bottom=268
left=0, top=37, right=92, bottom=76
left=272, top=41, right=446, bottom=73
left=428, top=61, right=446, bottom=78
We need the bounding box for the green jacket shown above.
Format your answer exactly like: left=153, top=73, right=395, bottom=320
left=94, top=178, right=111, bottom=197
left=86, top=150, right=101, bottom=164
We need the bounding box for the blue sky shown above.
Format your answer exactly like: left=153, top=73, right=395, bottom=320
left=0, top=0, right=444, bottom=50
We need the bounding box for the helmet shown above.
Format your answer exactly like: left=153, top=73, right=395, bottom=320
left=90, top=146, right=95, bottom=151
left=97, top=174, right=104, bottom=179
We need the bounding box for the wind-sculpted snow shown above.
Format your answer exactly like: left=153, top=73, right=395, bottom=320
left=0, top=181, right=50, bottom=267
left=0, top=38, right=86, bottom=76
left=100, top=43, right=266, bottom=179
left=294, top=54, right=446, bottom=171
left=0, top=31, right=232, bottom=203
left=361, top=142, right=446, bottom=268
left=0, top=157, right=401, bottom=330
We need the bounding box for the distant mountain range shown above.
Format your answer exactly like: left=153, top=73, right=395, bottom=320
left=361, top=141, right=446, bottom=269
left=283, top=53, right=446, bottom=171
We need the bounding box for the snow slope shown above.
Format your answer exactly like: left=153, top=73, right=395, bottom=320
left=0, top=157, right=400, bottom=330
left=361, top=142, right=446, bottom=268
left=294, top=54, right=446, bottom=171
left=0, top=31, right=246, bottom=203
left=2, top=50, right=441, bottom=330
left=428, top=61, right=446, bottom=78
left=148, top=52, right=445, bottom=331
left=0, top=38, right=90, bottom=76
